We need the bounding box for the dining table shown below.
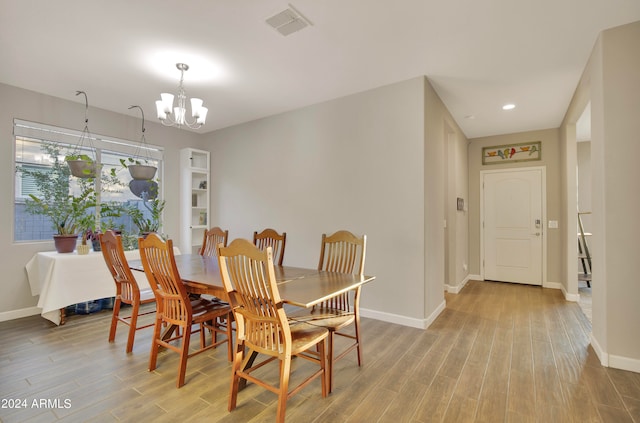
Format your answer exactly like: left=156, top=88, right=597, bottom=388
left=128, top=253, right=376, bottom=308
left=129, top=253, right=376, bottom=392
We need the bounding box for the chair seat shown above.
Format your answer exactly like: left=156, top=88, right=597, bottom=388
left=191, top=298, right=232, bottom=323
left=289, top=307, right=355, bottom=331
left=288, top=321, right=329, bottom=353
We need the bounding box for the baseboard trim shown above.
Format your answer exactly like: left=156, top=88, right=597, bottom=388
left=445, top=275, right=471, bottom=294
left=590, top=333, right=609, bottom=367
left=360, top=299, right=446, bottom=330
left=0, top=306, right=41, bottom=322
left=609, top=354, right=640, bottom=373
left=425, top=300, right=446, bottom=328
left=541, top=280, right=579, bottom=301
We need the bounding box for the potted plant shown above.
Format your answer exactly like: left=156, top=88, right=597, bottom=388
left=16, top=141, right=97, bottom=253
left=121, top=106, right=157, bottom=181
left=120, top=157, right=157, bottom=180
left=84, top=208, right=126, bottom=252
left=66, top=153, right=100, bottom=179
left=127, top=197, right=166, bottom=236
left=66, top=91, right=99, bottom=179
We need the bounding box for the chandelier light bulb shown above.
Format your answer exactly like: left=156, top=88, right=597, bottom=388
left=156, top=63, right=207, bottom=129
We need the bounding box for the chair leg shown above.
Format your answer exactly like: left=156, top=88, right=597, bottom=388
left=126, top=301, right=139, bottom=353
left=276, top=356, right=292, bottom=423
left=319, top=338, right=327, bottom=398
left=225, top=313, right=233, bottom=362
left=148, top=316, right=163, bottom=372
left=228, top=341, right=245, bottom=412
left=199, top=321, right=206, bottom=349
left=108, top=298, right=121, bottom=343
left=177, top=324, right=192, bottom=388
left=327, top=330, right=335, bottom=393
left=354, top=316, right=362, bottom=366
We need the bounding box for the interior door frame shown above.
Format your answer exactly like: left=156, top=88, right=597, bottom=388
left=480, top=166, right=547, bottom=285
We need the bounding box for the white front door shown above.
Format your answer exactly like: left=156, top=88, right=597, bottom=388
left=482, top=168, right=544, bottom=285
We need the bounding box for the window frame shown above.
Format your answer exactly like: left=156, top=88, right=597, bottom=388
left=13, top=119, right=164, bottom=243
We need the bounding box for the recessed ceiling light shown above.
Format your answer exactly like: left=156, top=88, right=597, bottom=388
left=502, top=103, right=516, bottom=110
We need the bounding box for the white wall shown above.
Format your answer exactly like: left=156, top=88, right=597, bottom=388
left=0, top=83, right=202, bottom=318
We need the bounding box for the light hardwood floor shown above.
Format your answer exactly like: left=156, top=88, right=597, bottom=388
left=1, top=280, right=639, bottom=422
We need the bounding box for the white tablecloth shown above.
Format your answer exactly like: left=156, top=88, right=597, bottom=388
left=25, top=248, right=178, bottom=325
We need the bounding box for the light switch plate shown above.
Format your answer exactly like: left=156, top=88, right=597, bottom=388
left=548, top=220, right=558, bottom=229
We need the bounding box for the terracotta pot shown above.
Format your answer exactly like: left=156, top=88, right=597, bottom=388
left=128, top=164, right=157, bottom=180
left=53, top=234, right=79, bottom=254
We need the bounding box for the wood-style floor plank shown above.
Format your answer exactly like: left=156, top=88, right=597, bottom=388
left=1, top=280, right=638, bottom=422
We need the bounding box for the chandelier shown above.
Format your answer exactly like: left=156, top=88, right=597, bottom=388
left=155, top=63, right=208, bottom=129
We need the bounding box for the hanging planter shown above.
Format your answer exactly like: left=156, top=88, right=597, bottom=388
left=66, top=91, right=99, bottom=179
left=123, top=106, right=157, bottom=181
left=67, top=154, right=100, bottom=179
left=128, top=164, right=157, bottom=180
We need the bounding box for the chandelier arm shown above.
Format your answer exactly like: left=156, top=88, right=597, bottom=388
left=156, top=62, right=205, bottom=130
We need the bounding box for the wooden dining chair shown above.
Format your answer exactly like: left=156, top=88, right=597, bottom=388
left=139, top=233, right=233, bottom=388
left=99, top=230, right=156, bottom=353
left=199, top=226, right=229, bottom=257
left=253, top=228, right=287, bottom=266
left=218, top=239, right=328, bottom=423
left=290, top=230, right=366, bottom=392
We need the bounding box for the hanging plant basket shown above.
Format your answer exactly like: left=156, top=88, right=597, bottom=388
left=67, top=91, right=99, bottom=179
left=66, top=157, right=100, bottom=179
left=128, top=164, right=157, bottom=180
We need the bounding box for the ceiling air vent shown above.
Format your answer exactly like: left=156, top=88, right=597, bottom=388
left=266, top=4, right=312, bottom=36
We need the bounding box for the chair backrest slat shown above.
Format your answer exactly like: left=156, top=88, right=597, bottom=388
left=253, top=228, right=286, bottom=266
left=200, top=227, right=229, bottom=257
left=100, top=230, right=141, bottom=303
left=317, top=230, right=366, bottom=311
left=139, top=234, right=191, bottom=325
left=219, top=239, right=290, bottom=355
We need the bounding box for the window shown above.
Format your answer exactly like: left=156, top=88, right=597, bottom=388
left=14, top=119, right=164, bottom=243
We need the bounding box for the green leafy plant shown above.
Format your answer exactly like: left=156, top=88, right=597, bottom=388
left=127, top=198, right=166, bottom=234
left=17, top=142, right=96, bottom=235
left=119, top=157, right=146, bottom=167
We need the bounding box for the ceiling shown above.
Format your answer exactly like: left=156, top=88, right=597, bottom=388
left=1, top=1, right=639, bottom=139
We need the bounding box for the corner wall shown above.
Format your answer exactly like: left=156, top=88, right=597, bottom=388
left=560, top=20, right=640, bottom=371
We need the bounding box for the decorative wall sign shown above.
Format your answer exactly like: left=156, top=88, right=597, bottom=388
left=482, top=141, right=541, bottom=165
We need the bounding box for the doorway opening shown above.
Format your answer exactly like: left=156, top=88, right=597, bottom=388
left=576, top=103, right=592, bottom=321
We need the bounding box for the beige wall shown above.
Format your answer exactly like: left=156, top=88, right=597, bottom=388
left=0, top=83, right=202, bottom=317
left=1, top=77, right=469, bottom=329
left=468, top=128, right=562, bottom=286
left=560, top=20, right=640, bottom=371
left=208, top=77, right=429, bottom=324
left=424, top=81, right=469, bottom=298
left=207, top=77, right=468, bottom=326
